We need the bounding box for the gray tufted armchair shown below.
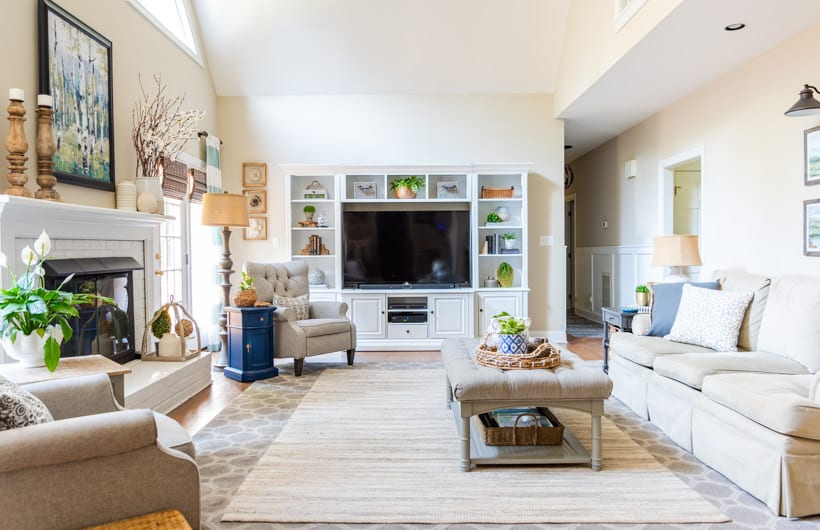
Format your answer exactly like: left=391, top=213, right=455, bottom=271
left=243, top=261, right=356, bottom=376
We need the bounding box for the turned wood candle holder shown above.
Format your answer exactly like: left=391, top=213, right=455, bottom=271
left=35, top=103, right=60, bottom=201
left=5, top=97, right=31, bottom=197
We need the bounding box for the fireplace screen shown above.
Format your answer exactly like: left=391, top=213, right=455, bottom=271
left=44, top=257, right=142, bottom=364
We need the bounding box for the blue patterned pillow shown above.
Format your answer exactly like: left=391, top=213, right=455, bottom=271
left=647, top=280, right=720, bottom=337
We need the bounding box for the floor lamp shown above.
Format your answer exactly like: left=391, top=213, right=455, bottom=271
left=651, top=234, right=702, bottom=282
left=201, top=191, right=249, bottom=370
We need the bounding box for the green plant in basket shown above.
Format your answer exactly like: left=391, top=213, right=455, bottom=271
left=239, top=271, right=254, bottom=290
left=497, top=261, right=514, bottom=287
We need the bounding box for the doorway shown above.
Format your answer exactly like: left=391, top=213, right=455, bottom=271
left=658, top=148, right=703, bottom=278
left=564, top=194, right=576, bottom=312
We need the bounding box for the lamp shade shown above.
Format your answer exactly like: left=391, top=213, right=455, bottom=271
left=651, top=235, right=702, bottom=267
left=785, top=85, right=820, bottom=117
left=201, top=192, right=250, bottom=227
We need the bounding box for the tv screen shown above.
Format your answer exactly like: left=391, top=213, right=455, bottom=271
left=343, top=210, right=470, bottom=287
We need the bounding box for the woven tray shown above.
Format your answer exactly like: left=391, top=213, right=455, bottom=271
left=475, top=341, right=561, bottom=370
left=481, top=186, right=514, bottom=199
left=475, top=408, right=564, bottom=446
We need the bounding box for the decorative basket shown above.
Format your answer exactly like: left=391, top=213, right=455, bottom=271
left=233, top=289, right=257, bottom=307
left=475, top=339, right=561, bottom=370
left=481, top=186, right=514, bottom=199
left=303, top=180, right=328, bottom=199
left=475, top=408, right=565, bottom=446
left=141, top=296, right=202, bottom=361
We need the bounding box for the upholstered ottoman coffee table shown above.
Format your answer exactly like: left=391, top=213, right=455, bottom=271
left=441, top=338, right=613, bottom=471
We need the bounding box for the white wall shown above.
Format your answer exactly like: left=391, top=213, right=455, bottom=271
left=570, top=19, right=820, bottom=301
left=0, top=0, right=217, bottom=207
left=217, top=94, right=566, bottom=333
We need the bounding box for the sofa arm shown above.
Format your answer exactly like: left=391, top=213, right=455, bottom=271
left=309, top=301, right=349, bottom=319
left=23, top=373, right=121, bottom=420
left=0, top=409, right=200, bottom=529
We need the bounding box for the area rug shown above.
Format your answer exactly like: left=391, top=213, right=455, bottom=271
left=221, top=368, right=727, bottom=524
left=566, top=312, right=603, bottom=338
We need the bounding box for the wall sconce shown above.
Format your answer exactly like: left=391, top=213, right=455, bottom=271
left=625, top=159, right=637, bottom=180
left=785, top=84, right=820, bottom=116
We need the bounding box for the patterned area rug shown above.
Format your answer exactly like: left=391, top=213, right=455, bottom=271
left=194, top=358, right=820, bottom=529
left=567, top=312, right=603, bottom=338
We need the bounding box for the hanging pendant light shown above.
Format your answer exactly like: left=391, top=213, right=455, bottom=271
left=785, top=84, right=820, bottom=117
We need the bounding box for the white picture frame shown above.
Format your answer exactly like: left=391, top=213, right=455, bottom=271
left=437, top=181, right=460, bottom=199
left=353, top=181, right=378, bottom=199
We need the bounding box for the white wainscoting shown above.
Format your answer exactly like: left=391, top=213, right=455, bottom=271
left=573, top=244, right=658, bottom=322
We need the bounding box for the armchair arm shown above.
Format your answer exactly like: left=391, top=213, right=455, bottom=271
left=274, top=306, right=298, bottom=322
left=23, top=373, right=120, bottom=420
left=309, top=301, right=349, bottom=319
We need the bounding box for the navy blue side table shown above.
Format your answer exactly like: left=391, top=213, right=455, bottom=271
left=225, top=306, right=278, bottom=382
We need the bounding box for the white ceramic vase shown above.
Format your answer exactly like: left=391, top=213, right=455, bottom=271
left=503, top=238, right=515, bottom=250
left=134, top=176, right=163, bottom=214
left=116, top=180, right=137, bottom=211
left=158, top=332, right=183, bottom=357
left=0, top=327, right=63, bottom=367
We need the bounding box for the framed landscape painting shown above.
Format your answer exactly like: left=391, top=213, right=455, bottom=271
left=805, top=126, right=820, bottom=186
left=804, top=199, right=820, bottom=256
left=38, top=0, right=115, bottom=191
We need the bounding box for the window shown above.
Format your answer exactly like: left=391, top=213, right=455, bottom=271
left=129, top=0, right=202, bottom=64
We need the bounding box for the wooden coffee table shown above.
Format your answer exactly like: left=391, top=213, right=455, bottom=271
left=0, top=355, right=131, bottom=405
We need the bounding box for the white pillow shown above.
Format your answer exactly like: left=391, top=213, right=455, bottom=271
left=666, top=284, right=753, bottom=352
left=811, top=372, right=820, bottom=402
left=274, top=293, right=309, bottom=320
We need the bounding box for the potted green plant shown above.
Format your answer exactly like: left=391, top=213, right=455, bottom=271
left=390, top=176, right=425, bottom=199
left=486, top=211, right=502, bottom=224
left=497, top=262, right=514, bottom=287
left=492, top=311, right=531, bottom=355
left=502, top=232, right=517, bottom=250
left=0, top=231, right=114, bottom=371
left=303, top=204, right=316, bottom=222
left=635, top=284, right=650, bottom=306
left=233, top=271, right=257, bottom=307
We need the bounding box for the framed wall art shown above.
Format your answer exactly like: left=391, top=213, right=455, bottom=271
left=38, top=0, right=115, bottom=191
left=437, top=181, right=460, bottom=199
left=353, top=181, right=377, bottom=199
left=804, top=199, right=820, bottom=256
left=242, top=162, right=267, bottom=187
left=244, top=189, right=267, bottom=214
left=244, top=216, right=267, bottom=241
left=805, top=126, right=820, bottom=186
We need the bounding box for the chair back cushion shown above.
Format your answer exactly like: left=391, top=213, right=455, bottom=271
left=244, top=261, right=309, bottom=302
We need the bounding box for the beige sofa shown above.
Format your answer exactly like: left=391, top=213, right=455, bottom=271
left=609, top=271, right=820, bottom=518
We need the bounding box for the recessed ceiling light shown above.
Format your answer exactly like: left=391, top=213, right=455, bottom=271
left=725, top=23, right=745, bottom=31
left=564, top=145, right=573, bottom=150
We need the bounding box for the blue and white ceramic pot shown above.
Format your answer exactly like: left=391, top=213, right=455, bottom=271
left=497, top=333, right=528, bottom=355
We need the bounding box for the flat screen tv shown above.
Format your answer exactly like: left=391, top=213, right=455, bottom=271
left=343, top=210, right=470, bottom=288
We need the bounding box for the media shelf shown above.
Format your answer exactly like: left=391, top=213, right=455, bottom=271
left=282, top=164, right=530, bottom=349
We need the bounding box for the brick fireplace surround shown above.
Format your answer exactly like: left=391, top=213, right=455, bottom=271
left=0, top=195, right=211, bottom=412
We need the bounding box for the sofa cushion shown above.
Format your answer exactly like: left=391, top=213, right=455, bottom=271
left=274, top=293, right=310, bottom=320
left=299, top=318, right=352, bottom=338
left=812, top=372, right=820, bottom=402
left=757, top=275, right=820, bottom=372
left=609, top=332, right=714, bottom=368
left=0, top=376, right=54, bottom=430
left=702, top=373, right=820, bottom=440
left=647, top=281, right=720, bottom=337
left=667, top=285, right=753, bottom=352
left=653, top=351, right=810, bottom=390
left=712, top=270, right=771, bottom=351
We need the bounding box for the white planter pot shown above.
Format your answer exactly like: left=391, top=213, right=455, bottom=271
left=158, top=332, right=184, bottom=357
left=134, top=177, right=163, bottom=214
left=503, top=238, right=515, bottom=250
left=0, top=327, right=63, bottom=367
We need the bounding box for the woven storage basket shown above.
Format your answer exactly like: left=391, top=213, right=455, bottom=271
left=82, top=509, right=192, bottom=530
left=475, top=340, right=561, bottom=370
left=481, top=186, right=514, bottom=199
left=476, top=408, right=564, bottom=446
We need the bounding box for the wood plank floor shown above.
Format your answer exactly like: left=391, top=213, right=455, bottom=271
left=168, top=337, right=603, bottom=434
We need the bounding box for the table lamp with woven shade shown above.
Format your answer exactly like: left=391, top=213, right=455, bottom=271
left=201, top=191, right=249, bottom=370
left=651, top=234, right=702, bottom=283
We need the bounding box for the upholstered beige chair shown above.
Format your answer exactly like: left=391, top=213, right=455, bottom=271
left=0, top=374, right=200, bottom=529
left=243, top=261, right=356, bottom=376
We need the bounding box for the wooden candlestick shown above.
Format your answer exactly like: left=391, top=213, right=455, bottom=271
left=35, top=104, right=60, bottom=201
left=5, top=98, right=31, bottom=197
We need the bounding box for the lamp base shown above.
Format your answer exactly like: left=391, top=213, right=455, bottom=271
left=662, top=266, right=690, bottom=283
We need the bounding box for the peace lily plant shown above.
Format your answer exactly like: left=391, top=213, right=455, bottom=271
left=0, top=231, right=113, bottom=371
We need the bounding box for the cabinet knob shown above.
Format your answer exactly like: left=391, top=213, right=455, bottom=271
left=260, top=316, right=265, bottom=322
left=246, top=344, right=251, bottom=353
left=406, top=329, right=410, bottom=334
left=479, top=308, right=484, bottom=312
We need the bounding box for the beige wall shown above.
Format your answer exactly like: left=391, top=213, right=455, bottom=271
left=570, top=20, right=820, bottom=277
left=0, top=0, right=217, bottom=207
left=554, top=0, right=681, bottom=115
left=218, top=94, right=566, bottom=333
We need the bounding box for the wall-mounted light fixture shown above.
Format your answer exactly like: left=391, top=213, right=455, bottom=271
left=785, top=84, right=820, bottom=116
left=625, top=159, right=637, bottom=180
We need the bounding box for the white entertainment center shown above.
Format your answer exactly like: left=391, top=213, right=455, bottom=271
left=283, top=164, right=530, bottom=350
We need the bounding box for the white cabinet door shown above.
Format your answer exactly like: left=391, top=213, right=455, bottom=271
left=346, top=294, right=386, bottom=339
left=430, top=295, right=469, bottom=338
left=477, top=292, right=523, bottom=333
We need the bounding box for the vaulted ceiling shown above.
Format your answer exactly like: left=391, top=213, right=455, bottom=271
left=191, top=0, right=820, bottom=159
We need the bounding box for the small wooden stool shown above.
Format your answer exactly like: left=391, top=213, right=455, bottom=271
left=82, top=509, right=192, bottom=530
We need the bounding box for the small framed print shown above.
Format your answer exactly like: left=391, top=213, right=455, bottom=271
left=437, top=181, right=460, bottom=199
left=806, top=127, right=820, bottom=186
left=353, top=181, right=377, bottom=199
left=244, top=216, right=267, bottom=241
left=242, top=162, right=267, bottom=187
left=244, top=189, right=267, bottom=214
left=804, top=199, right=820, bottom=256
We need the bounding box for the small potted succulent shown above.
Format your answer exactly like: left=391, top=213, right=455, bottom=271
left=635, top=284, right=650, bottom=306
left=502, top=233, right=517, bottom=250
left=303, top=204, right=316, bottom=222
left=486, top=211, right=502, bottom=224
left=233, top=271, right=257, bottom=307
left=492, top=311, right=531, bottom=355
left=390, top=176, right=425, bottom=199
